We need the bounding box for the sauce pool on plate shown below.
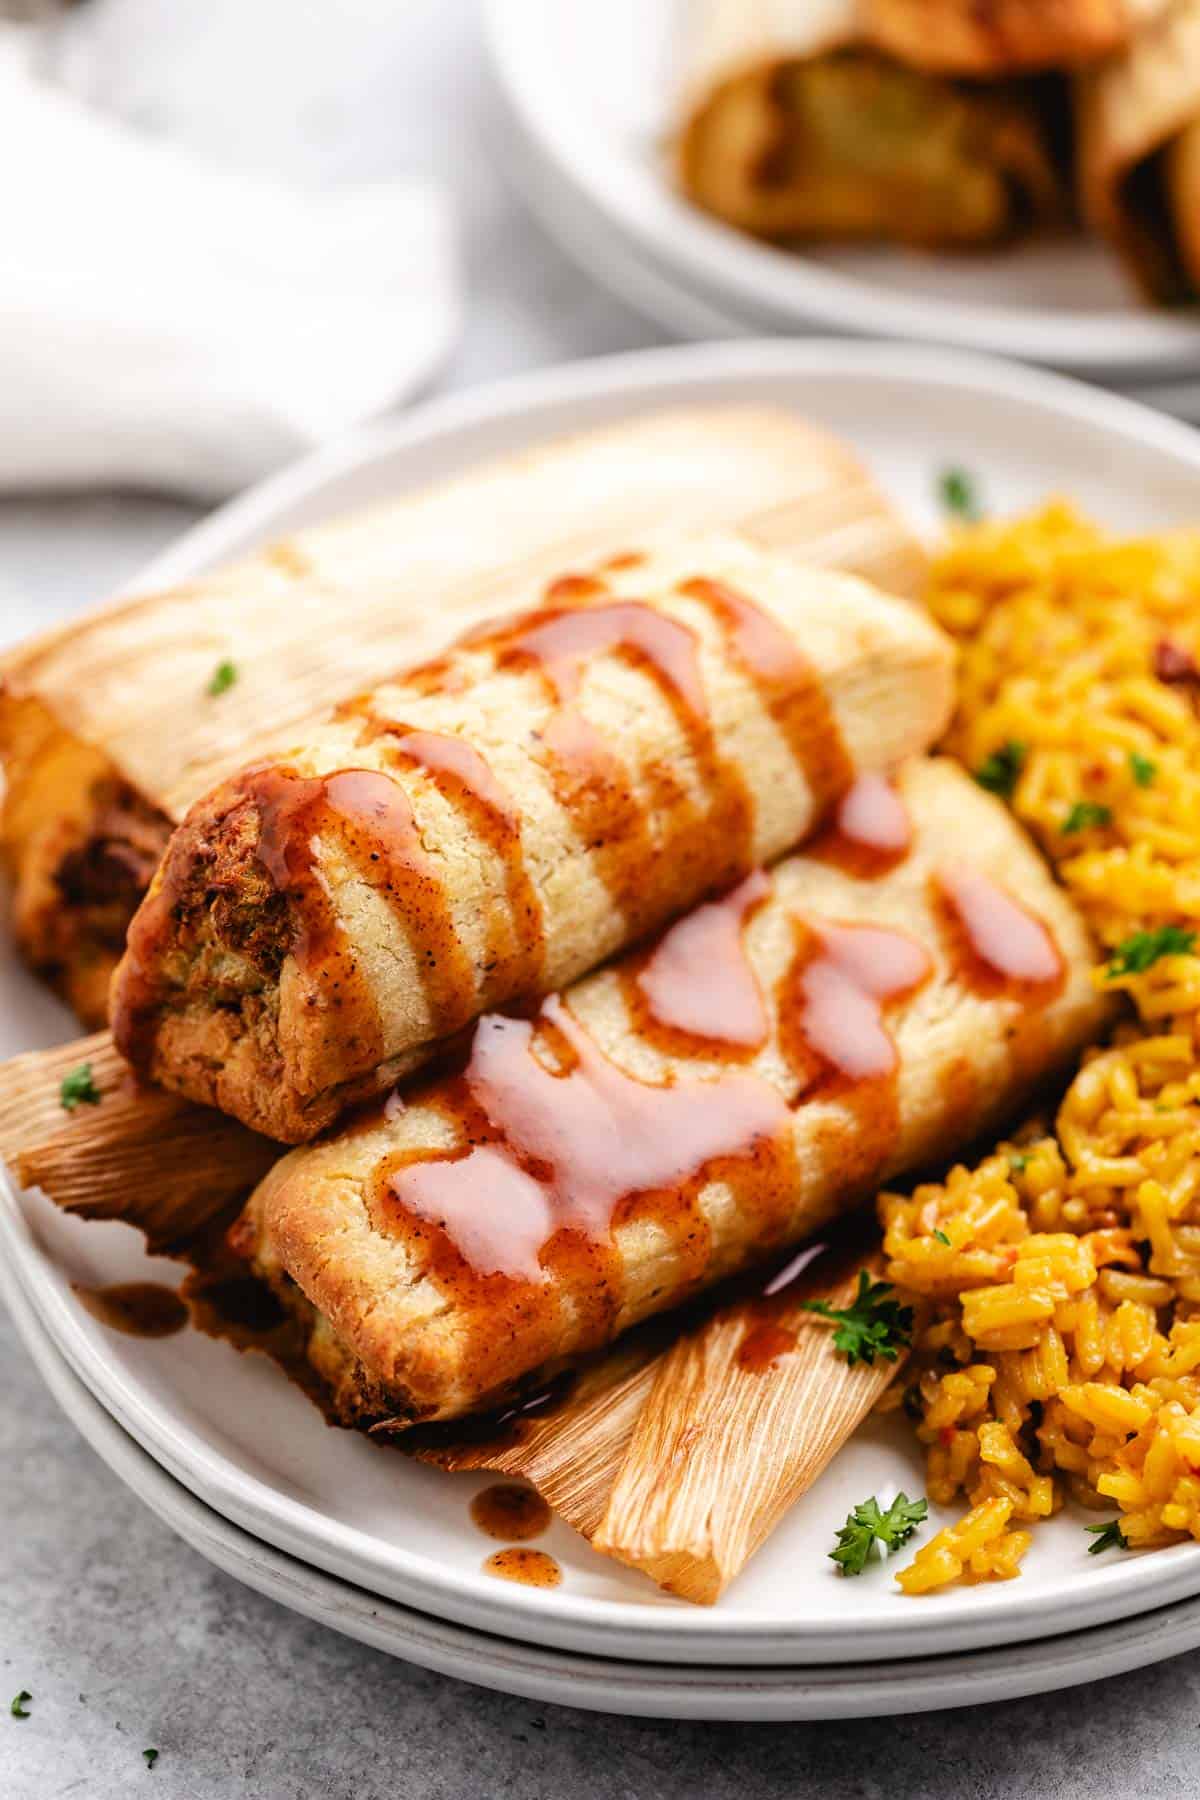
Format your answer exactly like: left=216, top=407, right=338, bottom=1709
left=482, top=1548, right=562, bottom=1588
left=470, top=1483, right=552, bottom=1542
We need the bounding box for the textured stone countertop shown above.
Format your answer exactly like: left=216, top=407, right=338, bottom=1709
left=4, top=4, right=1200, bottom=1795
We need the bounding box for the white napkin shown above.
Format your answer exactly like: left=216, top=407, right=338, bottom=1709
left=0, top=36, right=459, bottom=499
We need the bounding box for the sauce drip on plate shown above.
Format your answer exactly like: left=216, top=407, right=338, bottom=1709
left=483, top=1548, right=562, bottom=1588
left=470, top=1483, right=551, bottom=1542
left=73, top=1281, right=188, bottom=1339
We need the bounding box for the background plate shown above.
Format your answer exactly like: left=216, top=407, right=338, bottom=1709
left=485, top=0, right=1200, bottom=377
left=8, top=342, right=1200, bottom=1667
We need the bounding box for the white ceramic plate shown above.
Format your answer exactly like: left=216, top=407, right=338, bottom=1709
left=9, top=341, right=1200, bottom=1670
left=485, top=0, right=1200, bottom=377
left=11, top=1225, right=1200, bottom=1722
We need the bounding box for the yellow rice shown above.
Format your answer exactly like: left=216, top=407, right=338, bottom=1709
left=881, top=504, right=1200, bottom=1593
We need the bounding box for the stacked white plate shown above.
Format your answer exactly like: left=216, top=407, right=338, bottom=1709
left=484, top=0, right=1200, bottom=419
left=9, top=342, right=1200, bottom=1719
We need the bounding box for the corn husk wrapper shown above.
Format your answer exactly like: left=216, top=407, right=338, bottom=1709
left=1077, top=0, right=1200, bottom=299
left=0, top=1035, right=274, bottom=1254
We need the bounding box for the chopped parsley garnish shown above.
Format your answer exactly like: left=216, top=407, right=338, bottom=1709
left=938, top=467, right=982, bottom=522
left=1008, top=1151, right=1030, bottom=1174
left=10, top=1691, right=31, bottom=1719
left=59, top=1062, right=101, bottom=1112
left=206, top=658, right=237, bottom=697
left=800, top=1269, right=914, bottom=1366
left=1086, top=1519, right=1128, bottom=1555
left=830, top=1494, right=928, bottom=1576
left=1129, top=752, right=1157, bottom=788
left=143, top=1749, right=159, bottom=1770
left=932, top=1229, right=951, bottom=1246
left=974, top=739, right=1026, bottom=798
left=1106, top=925, right=1198, bottom=979
left=1062, top=801, right=1112, bottom=835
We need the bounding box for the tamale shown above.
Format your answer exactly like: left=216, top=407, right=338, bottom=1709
left=238, top=758, right=1110, bottom=1425
left=677, top=0, right=1070, bottom=247
left=1077, top=0, right=1200, bottom=300
left=0, top=406, right=925, bottom=1027
left=111, top=541, right=954, bottom=1143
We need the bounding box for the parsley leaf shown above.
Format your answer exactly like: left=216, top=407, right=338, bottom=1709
left=1062, top=801, right=1112, bottom=835
left=1129, top=752, right=1157, bottom=788
left=933, top=1229, right=951, bottom=1246
left=59, top=1062, right=100, bottom=1112
left=1086, top=1519, right=1128, bottom=1555
left=1106, top=925, right=1198, bottom=979
left=143, top=1749, right=159, bottom=1770
left=830, top=1493, right=929, bottom=1575
left=939, top=467, right=982, bottom=522
left=1008, top=1151, right=1030, bottom=1174
left=974, top=740, right=1026, bottom=798
left=800, top=1269, right=914, bottom=1366
left=10, top=1691, right=31, bottom=1719
left=206, top=659, right=237, bottom=697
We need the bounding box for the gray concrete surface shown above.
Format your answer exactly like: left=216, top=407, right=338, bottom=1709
left=4, top=4, right=1200, bottom=1794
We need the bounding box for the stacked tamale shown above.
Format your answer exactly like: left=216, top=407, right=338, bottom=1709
left=0, top=406, right=1112, bottom=1603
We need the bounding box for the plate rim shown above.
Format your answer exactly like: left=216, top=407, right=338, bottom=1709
left=10, top=1242, right=1200, bottom=1722
left=14, top=338, right=1200, bottom=1668
left=484, top=0, right=1200, bottom=375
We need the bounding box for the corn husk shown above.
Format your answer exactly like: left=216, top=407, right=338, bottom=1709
left=0, top=1035, right=273, bottom=1254
left=591, top=1248, right=902, bottom=1601
left=1076, top=0, right=1200, bottom=299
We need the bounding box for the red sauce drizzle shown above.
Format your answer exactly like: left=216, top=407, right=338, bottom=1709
left=782, top=921, right=933, bottom=1090
left=476, top=591, right=757, bottom=937
left=629, top=869, right=771, bottom=1053
left=374, top=996, right=794, bottom=1402
left=678, top=576, right=855, bottom=819
left=934, top=864, right=1064, bottom=1004
left=348, top=722, right=546, bottom=1000
left=736, top=1322, right=798, bottom=1371
left=246, top=766, right=477, bottom=1074
left=813, top=772, right=913, bottom=880
left=777, top=918, right=933, bottom=1197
